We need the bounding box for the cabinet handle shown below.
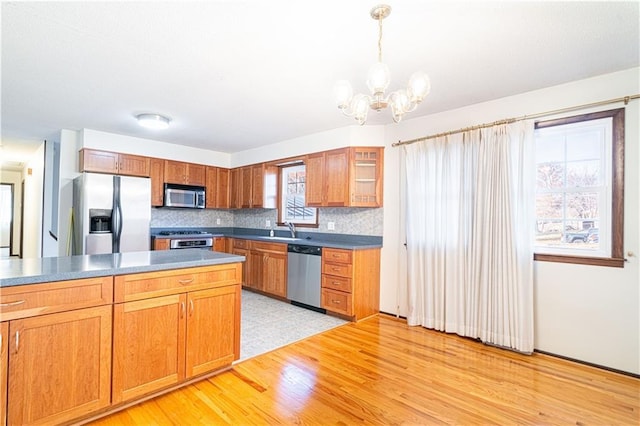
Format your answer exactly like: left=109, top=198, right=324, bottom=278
left=1, top=299, right=25, bottom=307
left=179, top=278, right=194, bottom=285
left=15, top=330, right=19, bottom=353
left=189, top=299, right=194, bottom=315
left=332, top=267, right=340, bottom=271
left=332, top=281, right=341, bottom=285
left=332, top=254, right=340, bottom=258
left=332, top=300, right=341, bottom=304
left=180, top=302, right=186, bottom=319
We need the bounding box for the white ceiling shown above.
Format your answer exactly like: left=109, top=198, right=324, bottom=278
left=2, top=1, right=639, bottom=157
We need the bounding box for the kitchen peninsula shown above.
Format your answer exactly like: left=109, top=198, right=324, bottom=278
left=0, top=249, right=244, bottom=425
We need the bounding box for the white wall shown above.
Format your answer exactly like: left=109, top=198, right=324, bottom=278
left=0, top=170, right=22, bottom=256
left=57, top=130, right=81, bottom=256
left=21, top=143, right=45, bottom=258
left=381, top=67, right=640, bottom=374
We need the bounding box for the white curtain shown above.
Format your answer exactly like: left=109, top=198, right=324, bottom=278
left=404, top=121, right=535, bottom=353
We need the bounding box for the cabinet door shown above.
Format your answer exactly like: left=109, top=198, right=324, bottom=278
left=305, top=152, right=325, bottom=206
left=229, top=168, right=241, bottom=209
left=80, top=149, right=119, bottom=174
left=350, top=147, right=383, bottom=207
left=153, top=238, right=170, bottom=250
left=118, top=153, right=150, bottom=177
left=164, top=160, right=188, bottom=184
left=7, top=306, right=112, bottom=426
left=149, top=158, right=165, bottom=207
left=325, top=148, right=349, bottom=206
left=187, top=163, right=206, bottom=186
left=185, top=285, right=241, bottom=377
left=216, top=168, right=230, bottom=209
left=263, top=252, right=287, bottom=298
left=213, top=237, right=226, bottom=252
left=248, top=250, right=264, bottom=291
left=240, top=166, right=253, bottom=208
left=232, top=247, right=250, bottom=287
left=205, top=166, right=218, bottom=209
left=112, top=294, right=186, bottom=404
left=251, top=164, right=264, bottom=208
left=1, top=322, right=7, bottom=426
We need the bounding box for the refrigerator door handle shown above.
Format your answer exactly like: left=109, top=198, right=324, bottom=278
left=112, top=176, right=123, bottom=252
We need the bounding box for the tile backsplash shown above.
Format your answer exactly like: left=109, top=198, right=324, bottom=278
left=151, top=208, right=234, bottom=228
left=151, top=207, right=383, bottom=236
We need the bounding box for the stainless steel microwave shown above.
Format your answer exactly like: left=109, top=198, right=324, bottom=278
left=163, top=183, right=205, bottom=208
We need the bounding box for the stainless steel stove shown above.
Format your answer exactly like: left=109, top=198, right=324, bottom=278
left=158, top=230, right=214, bottom=250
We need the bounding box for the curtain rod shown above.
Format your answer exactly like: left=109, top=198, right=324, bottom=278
left=392, top=93, right=640, bottom=148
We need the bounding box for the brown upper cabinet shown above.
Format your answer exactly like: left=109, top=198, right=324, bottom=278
left=164, top=160, right=206, bottom=186
left=80, top=149, right=150, bottom=177
left=205, top=166, right=230, bottom=209
left=149, top=158, right=164, bottom=207
left=305, top=147, right=383, bottom=208
left=349, top=147, right=384, bottom=207
left=232, top=163, right=277, bottom=209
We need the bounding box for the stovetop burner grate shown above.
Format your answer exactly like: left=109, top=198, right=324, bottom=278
left=158, top=230, right=210, bottom=236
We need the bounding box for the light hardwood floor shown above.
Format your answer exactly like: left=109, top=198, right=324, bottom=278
left=88, top=314, right=639, bottom=425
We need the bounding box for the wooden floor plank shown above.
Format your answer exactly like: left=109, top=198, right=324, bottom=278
left=88, top=315, right=640, bottom=425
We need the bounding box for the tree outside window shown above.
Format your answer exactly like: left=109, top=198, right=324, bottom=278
left=279, top=164, right=317, bottom=226
left=534, top=108, right=624, bottom=267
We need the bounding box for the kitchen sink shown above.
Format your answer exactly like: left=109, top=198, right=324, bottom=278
left=264, top=236, right=301, bottom=242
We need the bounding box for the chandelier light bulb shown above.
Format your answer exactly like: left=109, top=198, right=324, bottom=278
left=407, top=71, right=431, bottom=103
left=333, top=80, right=354, bottom=109
left=333, top=4, right=431, bottom=125
left=366, top=62, right=391, bottom=95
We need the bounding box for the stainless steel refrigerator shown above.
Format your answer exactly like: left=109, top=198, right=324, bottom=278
left=73, top=173, right=151, bottom=255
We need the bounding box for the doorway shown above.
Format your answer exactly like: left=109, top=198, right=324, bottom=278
left=1, top=183, right=14, bottom=258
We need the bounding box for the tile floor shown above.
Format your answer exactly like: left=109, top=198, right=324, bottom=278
left=239, top=290, right=347, bottom=361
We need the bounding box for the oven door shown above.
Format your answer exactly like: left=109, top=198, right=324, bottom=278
left=169, top=238, right=213, bottom=249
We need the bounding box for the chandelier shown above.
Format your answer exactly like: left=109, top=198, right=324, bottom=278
left=333, top=4, right=431, bottom=125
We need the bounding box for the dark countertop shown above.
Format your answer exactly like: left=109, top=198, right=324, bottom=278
left=0, top=249, right=245, bottom=287
left=151, top=227, right=383, bottom=250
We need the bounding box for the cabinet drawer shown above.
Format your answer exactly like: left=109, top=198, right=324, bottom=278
left=232, top=238, right=249, bottom=249
left=114, top=264, right=242, bottom=302
left=322, top=262, right=352, bottom=278
left=323, top=248, right=352, bottom=264
left=321, top=274, right=352, bottom=293
left=250, top=241, right=287, bottom=254
left=0, top=276, right=113, bottom=322
left=322, top=289, right=352, bottom=316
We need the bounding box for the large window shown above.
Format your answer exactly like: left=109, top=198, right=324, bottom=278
left=279, top=164, right=318, bottom=226
left=534, top=108, right=624, bottom=267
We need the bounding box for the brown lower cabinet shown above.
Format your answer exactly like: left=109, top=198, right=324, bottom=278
left=321, top=247, right=380, bottom=320
left=0, top=275, right=114, bottom=426
left=232, top=239, right=287, bottom=298
left=1, top=322, right=8, bottom=426
left=112, top=264, right=241, bottom=405
left=0, top=263, right=242, bottom=425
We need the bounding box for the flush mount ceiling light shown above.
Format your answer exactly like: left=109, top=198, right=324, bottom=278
left=334, top=4, right=431, bottom=125
left=136, top=113, right=171, bottom=130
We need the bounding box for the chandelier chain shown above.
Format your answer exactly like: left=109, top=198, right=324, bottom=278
left=377, top=13, right=383, bottom=62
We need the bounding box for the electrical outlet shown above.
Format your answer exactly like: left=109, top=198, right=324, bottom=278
left=328, top=221, right=335, bottom=230
left=216, top=218, right=221, bottom=225
left=266, top=219, right=271, bottom=228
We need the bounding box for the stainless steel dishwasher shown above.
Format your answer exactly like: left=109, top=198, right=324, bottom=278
left=287, top=244, right=323, bottom=312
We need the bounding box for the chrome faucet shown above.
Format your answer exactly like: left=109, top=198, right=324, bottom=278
left=285, top=222, right=296, bottom=238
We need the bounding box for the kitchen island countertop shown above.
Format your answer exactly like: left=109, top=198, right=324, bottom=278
left=0, top=249, right=245, bottom=287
